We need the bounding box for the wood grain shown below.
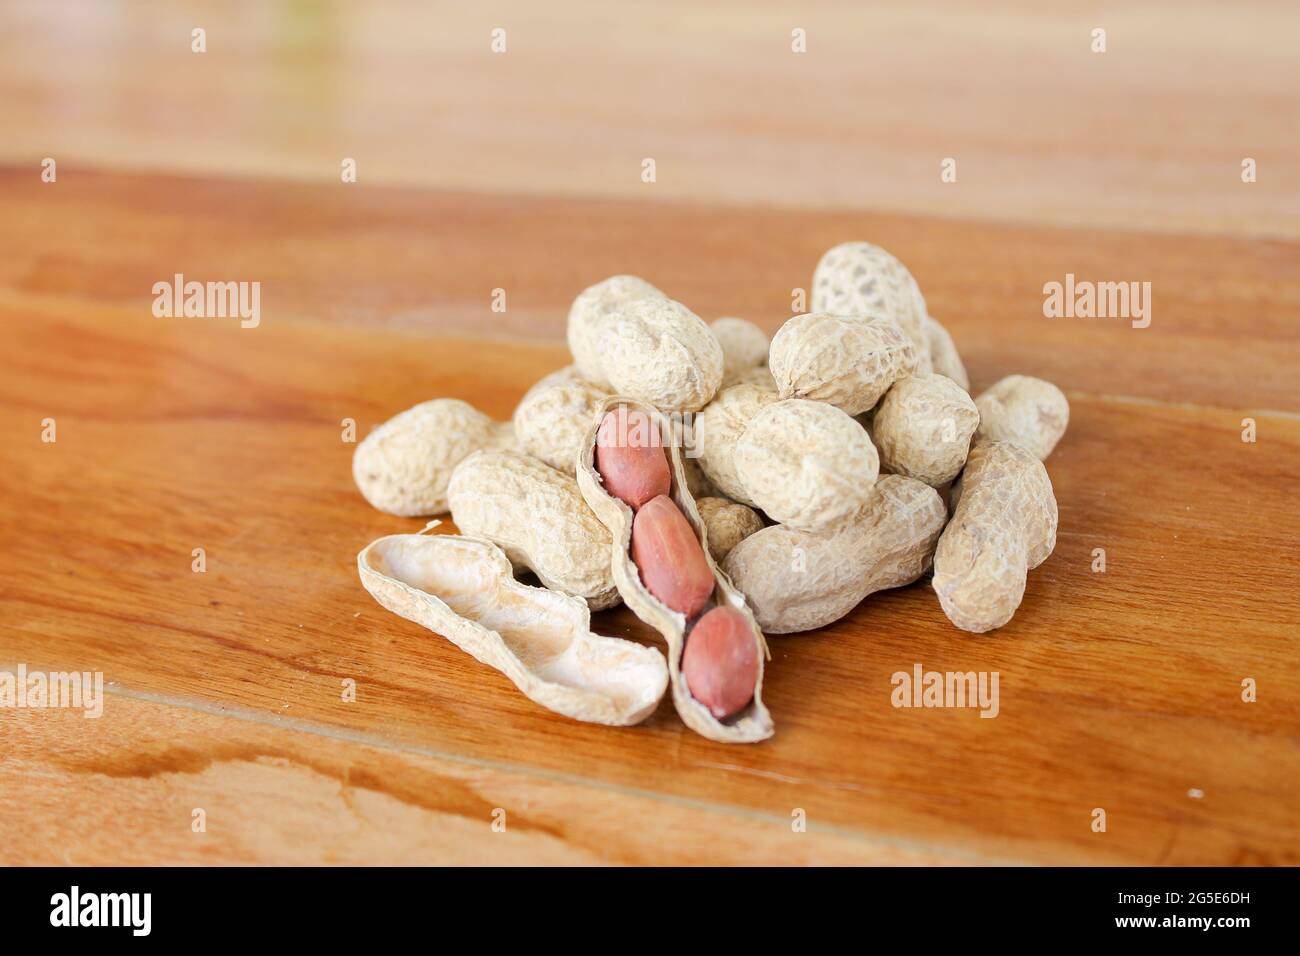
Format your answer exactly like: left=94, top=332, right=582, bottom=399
left=4, top=694, right=930, bottom=865
left=1, top=168, right=1297, bottom=864
left=2, top=0, right=1298, bottom=864
left=5, top=169, right=1298, bottom=412
left=2, top=0, right=1297, bottom=237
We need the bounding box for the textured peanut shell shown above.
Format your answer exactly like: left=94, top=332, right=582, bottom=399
left=577, top=397, right=774, bottom=743
left=733, top=398, right=879, bottom=533
left=769, top=312, right=918, bottom=415
left=358, top=532, right=666, bottom=725
left=925, top=315, right=970, bottom=391
left=513, top=373, right=613, bottom=473
left=711, top=317, right=770, bottom=386
left=729, top=365, right=778, bottom=389
left=872, top=374, right=980, bottom=487
left=722, top=476, right=947, bottom=634
left=974, top=375, right=1070, bottom=461
left=932, top=441, right=1058, bottom=633
left=593, top=296, right=725, bottom=412
left=448, top=449, right=620, bottom=610
left=695, top=497, right=765, bottom=561
left=353, top=399, right=514, bottom=517
left=566, top=276, right=664, bottom=381
left=694, top=380, right=778, bottom=506
left=811, top=241, right=932, bottom=373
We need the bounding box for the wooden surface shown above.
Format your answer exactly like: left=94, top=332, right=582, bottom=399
left=3, top=0, right=1299, bottom=238
left=1, top=1, right=1298, bottom=866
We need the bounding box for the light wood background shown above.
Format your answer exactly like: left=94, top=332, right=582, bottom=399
left=1, top=1, right=1297, bottom=866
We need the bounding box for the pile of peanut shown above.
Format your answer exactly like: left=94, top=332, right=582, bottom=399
left=354, top=241, right=1066, bottom=741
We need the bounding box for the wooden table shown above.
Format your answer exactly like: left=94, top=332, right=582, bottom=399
left=1, top=1, right=1297, bottom=866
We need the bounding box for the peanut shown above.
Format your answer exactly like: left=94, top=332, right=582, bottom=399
left=768, top=312, right=917, bottom=415
left=681, top=455, right=717, bottom=500
left=594, top=408, right=671, bottom=510
left=448, top=449, right=620, bottom=609
left=694, top=380, right=778, bottom=507
left=711, top=317, right=769, bottom=386
left=353, top=398, right=514, bottom=517
left=872, top=374, right=980, bottom=487
left=630, top=494, right=715, bottom=617
left=924, top=315, right=969, bottom=390
left=695, top=496, right=764, bottom=561
left=812, top=241, right=932, bottom=372
left=681, top=606, right=759, bottom=719
left=932, top=440, right=1058, bottom=633
left=567, top=276, right=663, bottom=382
left=974, top=374, right=1070, bottom=460
left=513, top=371, right=613, bottom=473
left=359, top=532, right=667, bottom=725
left=722, top=475, right=947, bottom=633
left=733, top=398, right=879, bottom=532
left=576, top=397, right=774, bottom=743
left=568, top=277, right=724, bottom=411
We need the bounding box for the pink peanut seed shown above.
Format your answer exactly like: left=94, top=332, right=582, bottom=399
left=682, top=606, right=758, bottom=720
left=630, top=495, right=713, bottom=618
left=595, top=409, right=670, bottom=511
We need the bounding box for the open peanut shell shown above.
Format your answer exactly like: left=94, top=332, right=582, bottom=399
left=576, top=397, right=774, bottom=743
left=358, top=530, right=669, bottom=726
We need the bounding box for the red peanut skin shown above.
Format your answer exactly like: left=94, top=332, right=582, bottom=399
left=595, top=409, right=671, bottom=511
left=630, top=495, right=714, bottom=618
left=682, top=606, right=758, bottom=719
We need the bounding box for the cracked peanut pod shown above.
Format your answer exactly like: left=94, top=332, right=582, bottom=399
left=925, top=315, right=970, bottom=391
left=974, top=374, right=1070, bottom=460
left=577, top=397, right=774, bottom=743
left=872, top=374, right=980, bottom=487
left=353, top=399, right=514, bottom=517
left=566, top=275, right=664, bottom=381
left=694, top=380, right=778, bottom=507
left=513, top=372, right=613, bottom=473
left=769, top=312, right=917, bottom=415
left=448, top=449, right=620, bottom=610
left=695, top=497, right=765, bottom=561
left=932, top=441, right=1058, bottom=633
left=811, top=241, right=932, bottom=372
left=711, top=317, right=770, bottom=386
left=722, top=476, right=947, bottom=633
left=358, top=532, right=667, bottom=725
left=733, top=398, right=879, bottom=533
left=592, top=296, right=725, bottom=412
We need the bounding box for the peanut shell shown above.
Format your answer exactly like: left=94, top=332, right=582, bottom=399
left=733, top=398, right=879, bottom=533
left=769, top=312, right=917, bottom=416
left=925, top=315, right=970, bottom=391
left=811, top=241, right=932, bottom=372
left=932, top=440, right=1058, bottom=633
left=695, top=496, right=765, bottom=561
left=448, top=449, right=620, bottom=610
left=974, top=375, right=1070, bottom=460
left=359, top=532, right=667, bottom=724
left=722, top=475, right=947, bottom=633
left=872, top=374, right=980, bottom=487
left=353, top=398, right=513, bottom=517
